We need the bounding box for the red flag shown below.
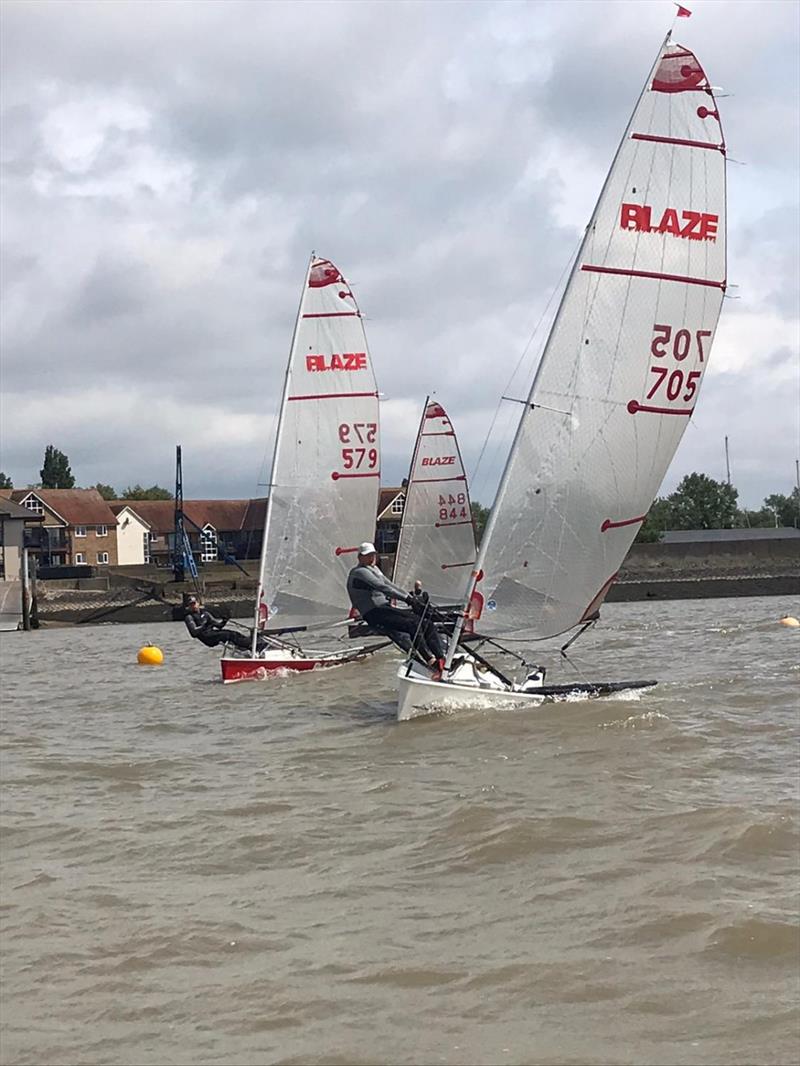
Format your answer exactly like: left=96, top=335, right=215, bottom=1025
left=675, top=3, right=692, bottom=15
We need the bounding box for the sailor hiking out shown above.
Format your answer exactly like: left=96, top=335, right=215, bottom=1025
left=346, top=543, right=445, bottom=674
left=184, top=595, right=267, bottom=653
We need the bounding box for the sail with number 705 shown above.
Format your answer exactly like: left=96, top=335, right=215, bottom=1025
left=467, top=39, right=727, bottom=641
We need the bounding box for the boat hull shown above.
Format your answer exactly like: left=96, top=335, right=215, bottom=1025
left=397, top=662, right=657, bottom=721
left=221, top=647, right=367, bottom=683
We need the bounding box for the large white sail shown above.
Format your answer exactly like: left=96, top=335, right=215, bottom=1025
left=471, top=40, right=727, bottom=639
left=256, top=256, right=380, bottom=623
left=393, top=400, right=477, bottom=603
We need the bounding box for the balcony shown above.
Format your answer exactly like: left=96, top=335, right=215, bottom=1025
left=24, top=527, right=70, bottom=553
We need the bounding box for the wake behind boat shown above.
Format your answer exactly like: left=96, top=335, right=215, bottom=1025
left=222, top=255, right=391, bottom=683
left=397, top=33, right=726, bottom=719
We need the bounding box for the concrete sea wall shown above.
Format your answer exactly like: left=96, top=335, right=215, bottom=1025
left=29, top=542, right=800, bottom=626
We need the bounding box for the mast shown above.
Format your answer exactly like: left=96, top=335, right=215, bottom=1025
left=250, top=253, right=314, bottom=655
left=174, top=444, right=185, bottom=584
left=391, top=395, right=428, bottom=582
left=445, top=31, right=673, bottom=669
left=725, top=435, right=731, bottom=484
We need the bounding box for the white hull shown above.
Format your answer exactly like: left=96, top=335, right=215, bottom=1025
left=396, top=659, right=656, bottom=721
left=397, top=659, right=545, bottom=721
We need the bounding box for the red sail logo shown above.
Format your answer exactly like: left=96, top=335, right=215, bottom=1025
left=421, top=456, right=455, bottom=467
left=308, top=259, right=343, bottom=288
left=620, top=203, right=718, bottom=241
left=306, top=352, right=367, bottom=372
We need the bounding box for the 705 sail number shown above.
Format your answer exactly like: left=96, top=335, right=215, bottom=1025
left=645, top=323, right=710, bottom=405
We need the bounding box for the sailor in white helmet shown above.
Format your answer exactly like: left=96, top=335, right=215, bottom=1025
left=346, top=542, right=445, bottom=672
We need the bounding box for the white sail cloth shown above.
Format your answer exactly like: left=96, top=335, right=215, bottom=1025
left=258, top=257, right=380, bottom=621
left=393, top=401, right=477, bottom=604
left=474, top=42, right=726, bottom=639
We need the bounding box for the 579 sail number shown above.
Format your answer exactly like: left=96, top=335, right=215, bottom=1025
left=338, top=422, right=378, bottom=471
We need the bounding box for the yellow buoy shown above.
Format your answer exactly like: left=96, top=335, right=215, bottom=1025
left=137, top=644, right=164, bottom=665
left=778, top=616, right=800, bottom=628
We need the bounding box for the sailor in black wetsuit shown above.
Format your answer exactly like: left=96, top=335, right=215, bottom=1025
left=183, top=596, right=263, bottom=652
left=346, top=543, right=445, bottom=671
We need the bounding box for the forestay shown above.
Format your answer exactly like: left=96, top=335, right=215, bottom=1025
left=257, top=257, right=380, bottom=622
left=473, top=40, right=726, bottom=639
left=393, top=401, right=477, bottom=603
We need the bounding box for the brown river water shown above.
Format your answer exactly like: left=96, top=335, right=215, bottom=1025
left=1, top=595, right=798, bottom=1066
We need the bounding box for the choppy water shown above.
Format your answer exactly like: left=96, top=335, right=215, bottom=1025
left=1, top=596, right=798, bottom=1066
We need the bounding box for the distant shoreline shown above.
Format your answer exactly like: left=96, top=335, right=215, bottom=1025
left=28, top=572, right=799, bottom=627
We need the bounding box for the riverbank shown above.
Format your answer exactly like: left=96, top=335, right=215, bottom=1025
left=25, top=540, right=799, bottom=626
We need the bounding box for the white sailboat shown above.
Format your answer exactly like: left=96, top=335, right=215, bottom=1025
left=222, top=255, right=389, bottom=682
left=398, top=35, right=727, bottom=719
left=392, top=399, right=477, bottom=604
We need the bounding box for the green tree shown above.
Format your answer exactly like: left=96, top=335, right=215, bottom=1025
left=40, top=445, right=75, bottom=489
left=0, top=472, right=12, bottom=489
left=736, top=507, right=775, bottom=528
left=122, top=484, right=173, bottom=501
left=471, top=501, right=490, bottom=544
left=763, top=490, right=800, bottom=528
left=94, top=483, right=118, bottom=500
left=667, top=472, right=738, bottom=529
left=635, top=496, right=674, bottom=542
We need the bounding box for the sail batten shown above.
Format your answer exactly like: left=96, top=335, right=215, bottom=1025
left=456, top=39, right=726, bottom=645
left=254, top=256, right=381, bottom=627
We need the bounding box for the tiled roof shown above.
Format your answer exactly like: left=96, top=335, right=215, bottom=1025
left=185, top=500, right=249, bottom=533
left=109, top=500, right=173, bottom=533
left=241, top=498, right=268, bottom=531
left=108, top=499, right=254, bottom=535
left=11, top=488, right=116, bottom=526
left=0, top=497, right=44, bottom=521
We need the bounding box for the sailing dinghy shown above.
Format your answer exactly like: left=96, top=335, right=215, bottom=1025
left=222, top=256, right=390, bottom=683
left=392, top=399, right=477, bottom=604
left=397, top=35, right=727, bottom=719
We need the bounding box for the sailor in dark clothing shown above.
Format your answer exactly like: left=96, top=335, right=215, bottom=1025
left=183, top=596, right=264, bottom=652
left=346, top=543, right=445, bottom=671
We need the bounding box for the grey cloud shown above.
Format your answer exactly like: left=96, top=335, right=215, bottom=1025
left=1, top=0, right=797, bottom=506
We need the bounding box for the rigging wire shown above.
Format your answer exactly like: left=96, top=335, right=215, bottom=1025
left=469, top=232, right=584, bottom=500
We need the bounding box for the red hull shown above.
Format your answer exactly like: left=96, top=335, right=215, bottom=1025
left=220, top=654, right=351, bottom=683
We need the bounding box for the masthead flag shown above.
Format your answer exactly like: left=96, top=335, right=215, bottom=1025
left=675, top=4, right=692, bottom=15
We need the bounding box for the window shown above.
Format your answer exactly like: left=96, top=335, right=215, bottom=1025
left=200, top=524, right=218, bottom=562
left=96, top=524, right=108, bottom=537
left=391, top=493, right=405, bottom=515
left=22, top=495, right=44, bottom=515
left=75, top=526, right=87, bottom=537
left=143, top=532, right=151, bottom=565
left=150, top=534, right=159, bottom=543
left=75, top=553, right=86, bottom=564
left=97, top=552, right=109, bottom=564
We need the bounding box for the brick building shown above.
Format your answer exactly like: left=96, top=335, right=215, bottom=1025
left=109, top=499, right=268, bottom=566
left=10, top=488, right=119, bottom=568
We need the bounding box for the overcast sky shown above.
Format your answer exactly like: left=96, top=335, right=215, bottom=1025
left=1, top=0, right=798, bottom=508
